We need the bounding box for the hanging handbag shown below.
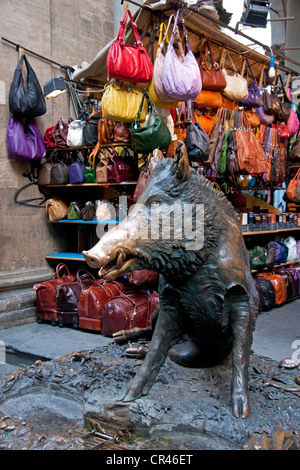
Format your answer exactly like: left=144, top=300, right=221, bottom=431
left=9, top=54, right=46, bottom=117
left=44, top=125, right=56, bottom=149
left=33, top=263, right=77, bottom=323
left=46, top=197, right=68, bottom=221
left=52, top=118, right=69, bottom=148
left=210, top=108, right=232, bottom=173
left=286, top=168, right=300, bottom=203
left=162, top=9, right=202, bottom=101
left=185, top=101, right=210, bottom=163
left=106, top=8, right=153, bottom=83
left=256, top=99, right=275, bottom=126
left=6, top=115, right=46, bottom=161
left=194, top=89, right=223, bottom=109
left=230, top=110, right=269, bottom=175
left=272, top=121, right=290, bottom=139
left=239, top=58, right=263, bottom=108
left=82, top=111, right=101, bottom=146
left=286, top=107, right=300, bottom=137
left=101, top=81, right=148, bottom=123
left=129, top=91, right=172, bottom=154
left=289, top=130, right=300, bottom=161
left=244, top=108, right=261, bottom=128
left=113, top=121, right=131, bottom=143
left=173, top=103, right=188, bottom=142
left=194, top=109, right=214, bottom=134
left=149, top=17, right=180, bottom=109
left=198, top=40, right=226, bottom=91
left=66, top=119, right=85, bottom=147
left=261, top=126, right=286, bottom=183
left=221, top=52, right=248, bottom=101
left=274, top=75, right=292, bottom=123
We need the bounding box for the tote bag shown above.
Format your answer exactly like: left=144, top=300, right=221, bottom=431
left=162, top=9, right=202, bottom=101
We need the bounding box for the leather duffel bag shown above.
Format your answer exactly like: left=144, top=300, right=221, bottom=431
left=33, top=263, right=76, bottom=324
left=56, top=269, right=95, bottom=313
left=256, top=273, right=287, bottom=306
left=101, top=290, right=150, bottom=337
left=284, top=268, right=300, bottom=296
left=77, top=279, right=125, bottom=331
left=274, top=269, right=296, bottom=299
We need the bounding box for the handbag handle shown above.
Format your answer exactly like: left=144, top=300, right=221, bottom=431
left=158, top=15, right=174, bottom=51
left=55, top=263, right=71, bottom=278
left=76, top=269, right=95, bottom=287
left=168, top=9, right=191, bottom=52
left=199, top=40, right=218, bottom=69
left=241, top=57, right=257, bottom=83
left=135, top=91, right=157, bottom=122
left=117, top=8, right=142, bottom=46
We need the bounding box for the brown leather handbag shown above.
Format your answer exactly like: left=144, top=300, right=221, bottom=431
left=286, top=168, right=300, bottom=203
left=101, top=290, right=151, bottom=336
left=46, top=197, right=68, bottom=221
left=56, top=269, right=95, bottom=313
left=194, top=89, right=223, bottom=109
left=198, top=40, right=226, bottom=91
left=256, top=273, right=287, bottom=305
left=113, top=121, right=131, bottom=143
left=33, top=263, right=77, bottom=323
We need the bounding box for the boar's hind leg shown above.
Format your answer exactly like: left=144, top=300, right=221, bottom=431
left=121, top=286, right=183, bottom=402
left=228, top=285, right=254, bottom=419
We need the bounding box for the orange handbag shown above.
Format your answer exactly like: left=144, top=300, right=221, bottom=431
left=194, top=89, right=223, bottom=109
left=194, top=109, right=214, bottom=134
left=286, top=168, right=300, bottom=203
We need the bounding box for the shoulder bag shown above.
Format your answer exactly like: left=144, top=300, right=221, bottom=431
left=289, top=130, right=300, bottom=161
left=162, top=9, right=202, bottom=101
left=185, top=101, right=210, bottom=163
left=239, top=58, right=263, bottom=108
left=7, top=115, right=46, bottom=161
left=101, top=81, right=148, bottom=123
left=106, top=8, right=153, bottom=83
left=221, top=52, right=248, bottom=101
left=66, top=119, right=85, bottom=147
left=149, top=17, right=180, bottom=108
left=274, top=75, right=292, bottom=123
left=9, top=54, right=46, bottom=117
left=129, top=91, right=172, bottom=154
left=198, top=40, right=226, bottom=91
left=286, top=168, right=300, bottom=203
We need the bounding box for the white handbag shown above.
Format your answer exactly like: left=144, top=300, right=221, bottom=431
left=221, top=53, right=248, bottom=102
left=66, top=120, right=85, bottom=147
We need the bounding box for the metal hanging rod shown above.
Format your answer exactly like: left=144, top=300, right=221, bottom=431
left=1, top=36, right=71, bottom=70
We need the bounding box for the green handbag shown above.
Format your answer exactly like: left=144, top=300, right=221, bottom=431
left=67, top=201, right=81, bottom=220
left=218, top=110, right=235, bottom=174
left=85, top=165, right=96, bottom=183
left=250, top=246, right=266, bottom=270
left=129, top=91, right=172, bottom=154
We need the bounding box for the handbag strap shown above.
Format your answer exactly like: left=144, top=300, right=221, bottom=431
left=241, top=57, right=257, bottom=83
left=76, top=269, right=95, bottom=287
left=199, top=40, right=218, bottom=69
left=135, top=91, right=156, bottom=121
left=117, top=8, right=142, bottom=45
left=168, top=9, right=191, bottom=52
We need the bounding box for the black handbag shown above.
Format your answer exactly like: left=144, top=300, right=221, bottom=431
left=185, top=101, right=210, bottom=162
left=9, top=54, right=47, bottom=117
left=274, top=75, right=292, bottom=123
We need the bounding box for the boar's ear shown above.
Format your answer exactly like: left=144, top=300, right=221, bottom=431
left=174, top=141, right=191, bottom=182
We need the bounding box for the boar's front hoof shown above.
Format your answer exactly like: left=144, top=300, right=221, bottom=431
left=231, top=389, right=250, bottom=419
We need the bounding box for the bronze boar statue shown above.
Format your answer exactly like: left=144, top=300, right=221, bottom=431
left=83, top=143, right=259, bottom=419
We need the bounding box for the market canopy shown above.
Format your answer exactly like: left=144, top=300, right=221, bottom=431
left=72, top=0, right=295, bottom=86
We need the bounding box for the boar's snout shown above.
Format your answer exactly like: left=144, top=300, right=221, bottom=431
left=82, top=250, right=103, bottom=268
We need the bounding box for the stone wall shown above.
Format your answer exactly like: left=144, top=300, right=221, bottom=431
left=0, top=0, right=114, bottom=327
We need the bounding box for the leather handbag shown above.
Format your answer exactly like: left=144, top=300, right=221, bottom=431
left=286, top=107, right=300, bottom=137
left=50, top=160, right=69, bottom=185
left=185, top=101, right=210, bottom=163
left=6, top=115, right=46, bottom=162
left=128, top=269, right=159, bottom=287
left=56, top=269, right=95, bottom=313
left=162, top=9, right=202, bottom=101
left=254, top=277, right=276, bottom=310
left=198, top=40, right=226, bottom=91
left=81, top=201, right=96, bottom=220
left=285, top=268, right=300, bottom=296
left=265, top=241, right=277, bottom=269
left=149, top=18, right=180, bottom=109
left=67, top=201, right=82, bottom=220
left=272, top=121, right=290, bottom=139
left=9, top=54, right=46, bottom=117
left=208, top=107, right=228, bottom=172
left=33, top=263, right=77, bottom=323
left=46, top=197, right=68, bottom=221
left=286, top=168, right=300, bottom=203
left=77, top=279, right=125, bottom=331
left=66, top=119, right=85, bottom=147
left=101, top=81, right=148, bottom=123
left=194, top=89, right=223, bottom=109
left=275, top=268, right=296, bottom=299
left=261, top=126, right=286, bottom=184
left=129, top=91, right=172, bottom=154
left=96, top=157, right=110, bottom=183
left=133, top=167, right=149, bottom=203
left=101, top=290, right=151, bottom=336
left=239, top=58, right=263, bottom=108
left=244, top=108, right=261, bottom=128
left=173, top=104, right=188, bottom=142
left=106, top=8, right=153, bottom=83
left=249, top=246, right=266, bottom=270
left=221, top=53, right=248, bottom=101
left=52, top=118, right=69, bottom=148
left=69, top=159, right=85, bottom=184
left=83, top=111, right=101, bottom=146
left=274, top=75, right=292, bottom=122
left=38, top=161, right=53, bottom=185
left=106, top=151, right=135, bottom=183
left=231, top=110, right=269, bottom=175
left=194, top=109, right=214, bottom=134
left=255, top=273, right=287, bottom=305
left=113, top=121, right=131, bottom=143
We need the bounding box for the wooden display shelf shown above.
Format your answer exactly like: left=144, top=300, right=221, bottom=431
left=43, top=182, right=137, bottom=187
left=242, top=226, right=300, bottom=236
left=48, top=219, right=118, bottom=225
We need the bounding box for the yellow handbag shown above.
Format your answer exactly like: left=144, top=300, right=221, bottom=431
left=101, top=81, right=148, bottom=123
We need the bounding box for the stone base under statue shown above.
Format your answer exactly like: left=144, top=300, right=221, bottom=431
left=0, top=341, right=299, bottom=450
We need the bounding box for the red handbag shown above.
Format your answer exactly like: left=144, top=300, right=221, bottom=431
left=33, top=263, right=77, bottom=324
left=107, top=153, right=135, bottom=183
left=101, top=290, right=151, bottom=337
left=106, top=8, right=153, bottom=83
left=77, top=279, right=125, bottom=331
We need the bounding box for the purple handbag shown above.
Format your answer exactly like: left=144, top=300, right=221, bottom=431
left=69, top=160, right=85, bottom=184
left=162, top=9, right=202, bottom=101
left=285, top=268, right=300, bottom=296
left=6, top=115, right=46, bottom=161
left=239, top=58, right=263, bottom=108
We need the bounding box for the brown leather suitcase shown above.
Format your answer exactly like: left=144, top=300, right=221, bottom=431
left=101, top=290, right=150, bottom=337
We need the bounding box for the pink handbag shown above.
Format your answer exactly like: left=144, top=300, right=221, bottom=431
left=162, top=9, right=202, bottom=101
